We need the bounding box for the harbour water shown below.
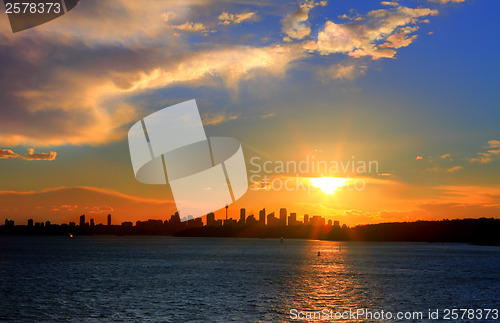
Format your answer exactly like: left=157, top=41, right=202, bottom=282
left=0, top=236, right=498, bottom=322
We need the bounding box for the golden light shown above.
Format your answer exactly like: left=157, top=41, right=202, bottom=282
left=310, top=177, right=348, bottom=194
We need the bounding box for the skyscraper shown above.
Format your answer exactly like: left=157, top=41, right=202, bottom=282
left=288, top=212, right=297, bottom=226
left=79, top=214, right=85, bottom=227
left=239, top=208, right=246, bottom=225
left=279, top=208, right=287, bottom=226
left=207, top=212, right=215, bottom=226
left=259, top=208, right=266, bottom=225
left=310, top=216, right=325, bottom=226
left=107, top=214, right=112, bottom=226
left=304, top=214, right=309, bottom=225
left=267, top=212, right=278, bottom=226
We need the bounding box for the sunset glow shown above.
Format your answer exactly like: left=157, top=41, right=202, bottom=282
left=310, top=177, right=348, bottom=194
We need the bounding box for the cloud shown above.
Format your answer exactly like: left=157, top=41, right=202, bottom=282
left=218, top=11, right=256, bottom=25
left=318, top=62, right=367, bottom=81
left=281, top=1, right=326, bottom=40
left=1, top=0, right=296, bottom=147
left=381, top=1, right=399, bottom=6
left=122, top=44, right=307, bottom=92
left=0, top=24, right=305, bottom=147
left=0, top=149, right=18, bottom=159
left=488, top=140, right=500, bottom=148
left=0, top=148, right=57, bottom=160
left=429, top=0, right=466, bottom=4
left=424, top=164, right=463, bottom=173
left=469, top=139, right=500, bottom=164
left=416, top=156, right=423, bottom=160
left=379, top=26, right=419, bottom=49
left=469, top=154, right=492, bottom=164
left=162, top=9, right=209, bottom=33
left=202, top=111, right=239, bottom=125
left=171, top=21, right=208, bottom=33
left=249, top=180, right=273, bottom=191
left=440, top=153, right=451, bottom=159
left=446, top=166, right=463, bottom=173
left=349, top=45, right=397, bottom=60
left=310, top=6, right=438, bottom=59
left=260, top=112, right=276, bottom=119
left=23, top=148, right=57, bottom=161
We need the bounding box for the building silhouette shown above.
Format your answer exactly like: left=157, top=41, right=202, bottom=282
left=267, top=212, right=279, bottom=226
left=259, top=208, right=266, bottom=225
left=4, top=211, right=499, bottom=244
left=279, top=208, right=287, bottom=226
left=310, top=216, right=325, bottom=226
left=239, top=208, right=246, bottom=225
left=187, top=217, right=203, bottom=228
left=246, top=214, right=257, bottom=225
left=224, top=218, right=237, bottom=226
left=207, top=212, right=216, bottom=226
left=107, top=214, right=112, bottom=226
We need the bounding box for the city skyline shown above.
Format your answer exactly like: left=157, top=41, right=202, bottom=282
left=2, top=211, right=498, bottom=245
left=2, top=207, right=349, bottom=228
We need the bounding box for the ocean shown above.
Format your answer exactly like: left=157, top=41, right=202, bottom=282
left=0, top=236, right=498, bottom=322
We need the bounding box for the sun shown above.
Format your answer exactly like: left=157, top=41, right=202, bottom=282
left=310, top=177, right=348, bottom=194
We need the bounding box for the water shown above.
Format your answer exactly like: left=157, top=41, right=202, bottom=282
left=0, top=236, right=498, bottom=322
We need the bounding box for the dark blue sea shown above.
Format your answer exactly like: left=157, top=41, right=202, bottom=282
left=0, top=236, right=498, bottom=322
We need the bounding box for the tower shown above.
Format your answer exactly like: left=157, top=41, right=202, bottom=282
left=259, top=208, right=266, bottom=225
left=279, top=208, right=287, bottom=226
left=239, top=208, right=246, bottom=224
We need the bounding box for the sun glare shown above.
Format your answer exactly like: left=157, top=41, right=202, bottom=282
left=310, top=177, right=348, bottom=194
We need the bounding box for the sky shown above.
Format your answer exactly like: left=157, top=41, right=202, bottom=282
left=0, top=0, right=499, bottom=226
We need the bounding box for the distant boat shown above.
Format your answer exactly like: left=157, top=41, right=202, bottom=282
left=280, top=237, right=283, bottom=243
